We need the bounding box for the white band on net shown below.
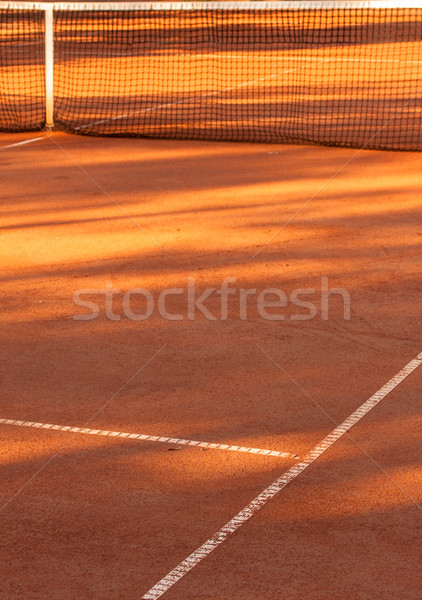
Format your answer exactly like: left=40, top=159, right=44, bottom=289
left=2, top=1, right=422, bottom=12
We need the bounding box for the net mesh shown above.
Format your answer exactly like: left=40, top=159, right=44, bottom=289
left=0, top=7, right=45, bottom=131
left=1, top=3, right=422, bottom=150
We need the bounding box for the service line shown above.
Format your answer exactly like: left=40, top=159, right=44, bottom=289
left=141, top=350, right=422, bottom=599
left=0, top=419, right=298, bottom=460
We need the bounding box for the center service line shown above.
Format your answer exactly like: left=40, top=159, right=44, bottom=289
left=1, top=137, right=44, bottom=149
left=141, top=351, right=422, bottom=599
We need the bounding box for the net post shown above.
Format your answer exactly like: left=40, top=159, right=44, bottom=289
left=45, top=4, right=54, bottom=129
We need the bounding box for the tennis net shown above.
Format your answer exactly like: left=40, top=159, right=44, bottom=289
left=1, top=2, right=421, bottom=150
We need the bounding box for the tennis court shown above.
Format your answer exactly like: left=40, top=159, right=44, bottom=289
left=1, top=2, right=422, bottom=599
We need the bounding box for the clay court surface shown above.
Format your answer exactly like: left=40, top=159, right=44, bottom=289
left=1, top=132, right=421, bottom=599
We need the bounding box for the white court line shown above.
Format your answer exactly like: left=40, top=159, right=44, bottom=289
left=75, top=51, right=421, bottom=131
left=115, top=54, right=422, bottom=65
left=1, top=137, right=44, bottom=150
left=141, top=351, right=422, bottom=600
left=0, top=419, right=298, bottom=459
left=76, top=67, right=295, bottom=130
